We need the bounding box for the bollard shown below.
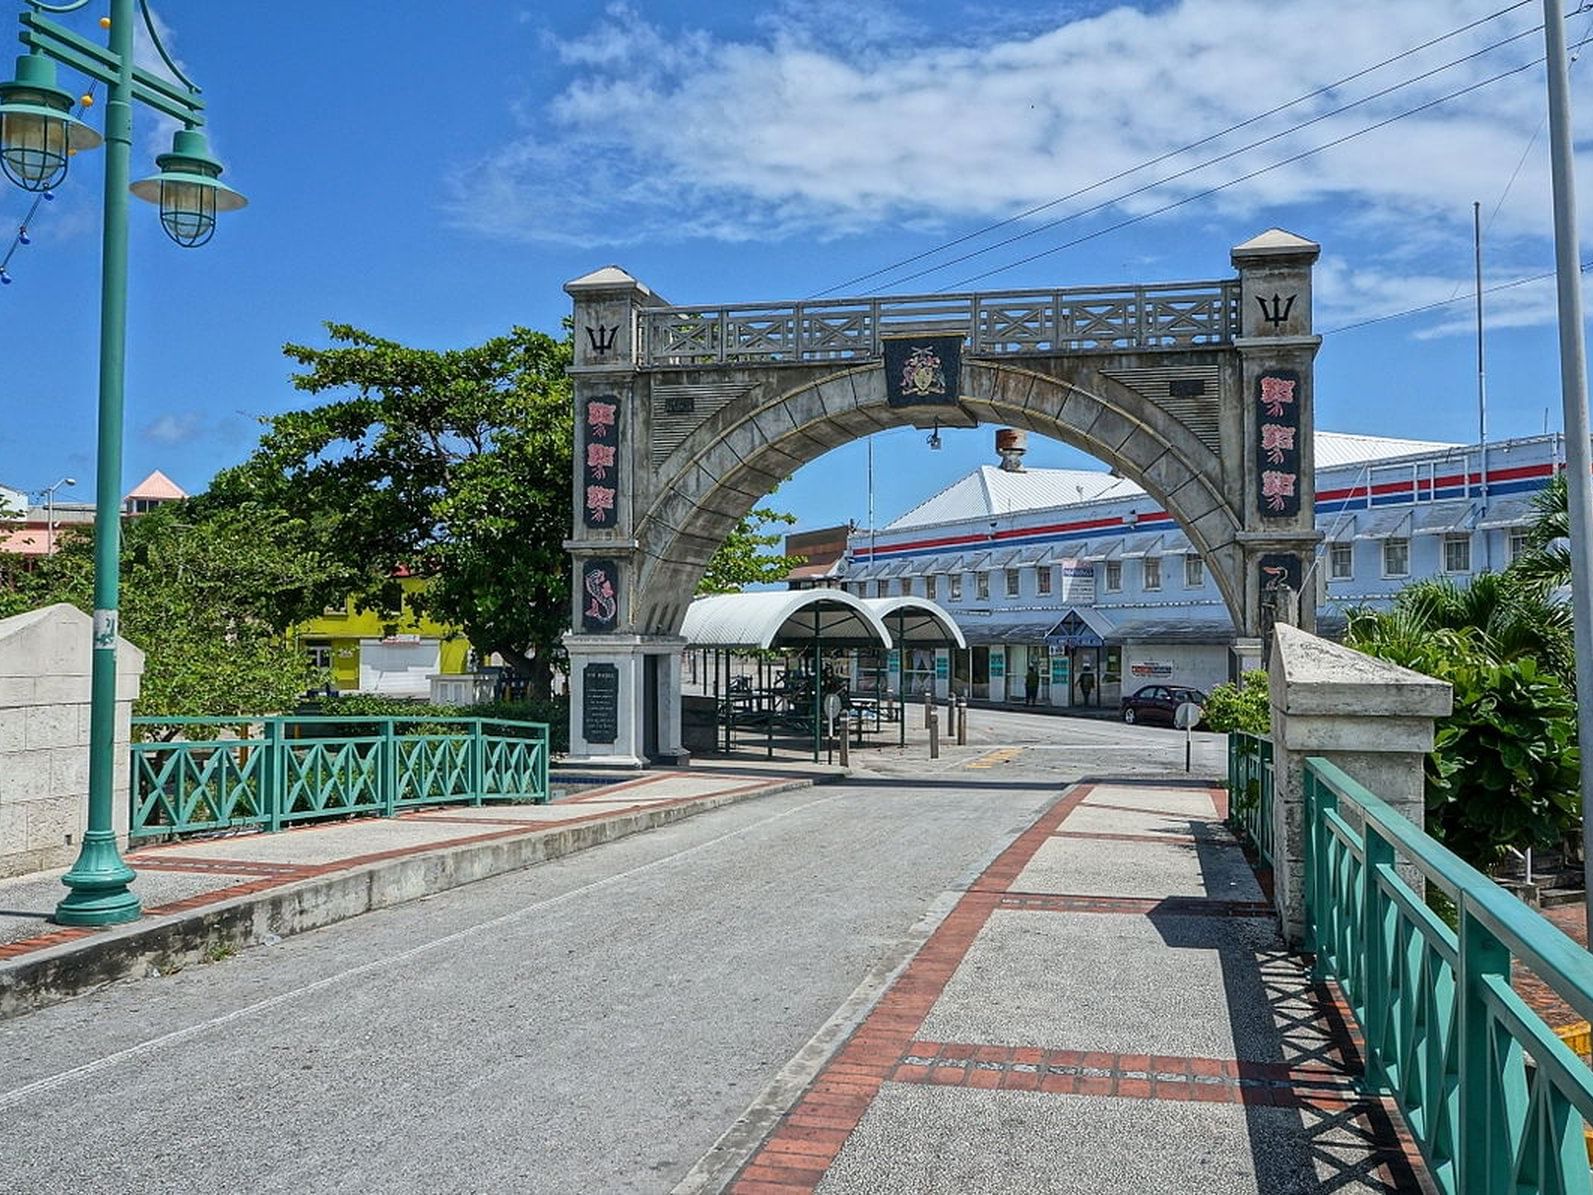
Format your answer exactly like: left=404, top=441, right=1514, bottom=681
left=957, top=696, right=967, bottom=746
left=929, top=712, right=940, bottom=759
left=923, top=691, right=932, bottom=729
left=838, top=714, right=850, bottom=767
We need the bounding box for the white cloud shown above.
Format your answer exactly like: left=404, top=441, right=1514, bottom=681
left=450, top=0, right=1593, bottom=330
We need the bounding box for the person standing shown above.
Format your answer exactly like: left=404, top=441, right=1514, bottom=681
left=1024, top=663, right=1040, bottom=706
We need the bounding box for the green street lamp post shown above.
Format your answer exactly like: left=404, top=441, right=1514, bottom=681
left=0, top=0, right=245, bottom=925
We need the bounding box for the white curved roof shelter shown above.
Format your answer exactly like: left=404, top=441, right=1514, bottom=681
left=861, top=597, right=967, bottom=649
left=680, top=589, right=894, bottom=650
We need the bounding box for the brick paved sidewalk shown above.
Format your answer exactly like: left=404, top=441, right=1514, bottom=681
left=713, top=780, right=1433, bottom=1195
left=0, top=767, right=826, bottom=967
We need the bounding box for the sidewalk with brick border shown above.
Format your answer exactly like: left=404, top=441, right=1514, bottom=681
left=713, top=779, right=1435, bottom=1195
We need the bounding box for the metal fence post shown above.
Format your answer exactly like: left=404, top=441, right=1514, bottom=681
left=264, top=717, right=284, bottom=833
left=1457, top=900, right=1509, bottom=1195
left=537, top=724, right=549, bottom=804
left=470, top=719, right=485, bottom=806
left=381, top=719, right=397, bottom=818
left=1360, top=824, right=1394, bottom=1090
left=1304, top=766, right=1327, bottom=975
left=928, top=712, right=939, bottom=760
left=957, top=697, right=967, bottom=746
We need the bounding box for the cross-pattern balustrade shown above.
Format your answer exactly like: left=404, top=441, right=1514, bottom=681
left=130, top=715, right=549, bottom=840
left=641, top=281, right=1241, bottom=367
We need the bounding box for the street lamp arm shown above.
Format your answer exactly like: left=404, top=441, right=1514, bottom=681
left=137, top=0, right=198, bottom=94
left=20, top=10, right=204, bottom=123
left=23, top=1, right=93, bottom=13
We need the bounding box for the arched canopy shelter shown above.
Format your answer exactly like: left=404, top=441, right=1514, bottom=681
left=681, top=589, right=893, bottom=762
left=679, top=589, right=894, bottom=651
left=861, top=597, right=967, bottom=649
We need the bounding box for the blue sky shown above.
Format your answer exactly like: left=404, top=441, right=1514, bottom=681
left=3, top=0, right=1593, bottom=535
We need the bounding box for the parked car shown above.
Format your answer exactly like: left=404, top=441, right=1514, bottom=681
left=1120, top=684, right=1207, bottom=727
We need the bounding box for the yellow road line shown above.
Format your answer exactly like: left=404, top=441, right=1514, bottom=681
left=966, top=747, right=1025, bottom=770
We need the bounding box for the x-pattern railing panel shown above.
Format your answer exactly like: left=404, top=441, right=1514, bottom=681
left=129, top=716, right=551, bottom=840
left=640, top=281, right=1240, bottom=365
left=1305, top=757, right=1593, bottom=1194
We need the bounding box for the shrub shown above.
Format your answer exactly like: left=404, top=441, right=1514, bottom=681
left=1203, top=670, right=1270, bottom=735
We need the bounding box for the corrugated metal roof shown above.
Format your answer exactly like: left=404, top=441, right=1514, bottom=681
left=1313, top=431, right=1460, bottom=468
left=680, top=590, right=893, bottom=649
left=1412, top=501, right=1475, bottom=535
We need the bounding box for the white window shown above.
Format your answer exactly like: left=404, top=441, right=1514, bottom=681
left=1104, top=560, right=1122, bottom=592
left=1143, top=556, right=1162, bottom=591
left=948, top=574, right=963, bottom=602
left=1329, top=543, right=1353, bottom=581
left=1005, top=568, right=1020, bottom=598
left=1383, top=537, right=1410, bottom=578
left=1509, top=529, right=1531, bottom=565
left=976, top=572, right=990, bottom=601
left=925, top=575, right=937, bottom=601
left=305, top=642, right=333, bottom=670
left=1183, top=555, right=1203, bottom=588
left=1036, top=566, right=1052, bottom=596
left=1443, top=534, right=1471, bottom=574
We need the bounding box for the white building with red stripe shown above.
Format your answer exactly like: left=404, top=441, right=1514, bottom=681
left=836, top=432, right=1564, bottom=708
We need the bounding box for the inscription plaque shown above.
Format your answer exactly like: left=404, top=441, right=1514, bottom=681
left=582, top=663, right=620, bottom=745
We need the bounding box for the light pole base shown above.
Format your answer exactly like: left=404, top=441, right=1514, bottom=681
left=54, top=832, right=141, bottom=926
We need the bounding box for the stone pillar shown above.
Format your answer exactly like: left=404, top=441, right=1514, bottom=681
left=1267, top=623, right=1452, bottom=945
left=0, top=604, right=144, bottom=878
left=1231, top=229, right=1323, bottom=639
left=563, top=266, right=685, bottom=768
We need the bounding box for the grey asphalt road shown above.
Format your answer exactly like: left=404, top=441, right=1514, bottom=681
left=0, top=771, right=1073, bottom=1194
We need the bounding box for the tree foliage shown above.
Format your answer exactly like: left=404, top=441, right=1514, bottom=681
left=1203, top=670, right=1270, bottom=735
left=1, top=505, right=319, bottom=721
left=696, top=505, right=805, bottom=594
left=207, top=323, right=574, bottom=695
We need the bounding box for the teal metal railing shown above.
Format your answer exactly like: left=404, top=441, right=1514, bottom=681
left=1305, top=756, right=1593, bottom=1194
left=130, top=715, right=550, bottom=840
left=1226, top=732, right=1274, bottom=867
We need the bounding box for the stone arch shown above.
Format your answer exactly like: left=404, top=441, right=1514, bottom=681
left=633, top=360, right=1244, bottom=636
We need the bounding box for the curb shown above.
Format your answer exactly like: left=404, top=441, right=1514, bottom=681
left=0, top=775, right=820, bottom=1021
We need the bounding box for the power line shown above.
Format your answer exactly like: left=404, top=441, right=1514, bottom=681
left=811, top=0, right=1544, bottom=298
left=1323, top=260, right=1591, bottom=335
left=945, top=37, right=1589, bottom=289
left=878, top=16, right=1558, bottom=293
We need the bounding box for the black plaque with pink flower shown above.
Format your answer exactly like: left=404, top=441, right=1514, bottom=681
left=581, top=559, right=620, bottom=634
left=582, top=394, right=621, bottom=528
left=1255, top=369, right=1302, bottom=518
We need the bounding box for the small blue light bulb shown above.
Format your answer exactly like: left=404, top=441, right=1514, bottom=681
left=17, top=227, right=28, bottom=245
left=42, top=191, right=55, bottom=202
left=0, top=269, right=12, bottom=286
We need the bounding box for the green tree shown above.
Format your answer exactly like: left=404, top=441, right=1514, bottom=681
left=696, top=505, right=805, bottom=594
left=1510, top=472, right=1572, bottom=594
left=1, top=504, right=319, bottom=724
left=208, top=323, right=574, bottom=698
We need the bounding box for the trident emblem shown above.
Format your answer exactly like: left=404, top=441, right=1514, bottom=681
left=1256, top=293, right=1296, bottom=327
left=586, top=324, right=618, bottom=354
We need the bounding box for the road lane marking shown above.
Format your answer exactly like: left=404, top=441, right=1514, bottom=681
left=0, top=788, right=854, bottom=1112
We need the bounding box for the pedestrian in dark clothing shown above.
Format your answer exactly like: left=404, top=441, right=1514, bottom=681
left=1024, top=665, right=1039, bottom=706
left=1078, top=670, right=1095, bottom=706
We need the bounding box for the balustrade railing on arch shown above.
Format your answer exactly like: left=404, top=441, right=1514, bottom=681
left=129, top=715, right=549, bottom=841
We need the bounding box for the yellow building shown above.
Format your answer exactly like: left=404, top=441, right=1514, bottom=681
left=292, top=578, right=470, bottom=696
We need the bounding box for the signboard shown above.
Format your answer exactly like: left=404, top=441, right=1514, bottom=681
left=1058, top=562, right=1095, bottom=605
left=1050, top=655, right=1070, bottom=690
left=1255, top=369, right=1302, bottom=519
left=1129, top=659, right=1174, bottom=679
left=934, top=652, right=950, bottom=680
left=988, top=648, right=1006, bottom=679
left=582, top=394, right=621, bottom=528
left=887, top=649, right=901, bottom=674
left=582, top=663, right=620, bottom=744
left=882, top=335, right=962, bottom=408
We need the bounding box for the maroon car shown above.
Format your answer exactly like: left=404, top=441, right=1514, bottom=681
left=1120, top=684, right=1206, bottom=727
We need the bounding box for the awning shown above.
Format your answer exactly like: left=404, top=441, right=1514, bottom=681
left=1107, top=615, right=1237, bottom=645
left=1161, top=532, right=1193, bottom=555
left=988, top=546, right=1023, bottom=568
left=680, top=590, right=893, bottom=650
left=1120, top=533, right=1164, bottom=558
left=1014, top=545, right=1050, bottom=565
left=960, top=620, right=1060, bottom=646
left=1081, top=537, right=1124, bottom=561
left=879, top=559, right=915, bottom=578
left=1354, top=509, right=1413, bottom=540
left=960, top=551, right=992, bottom=573
left=863, top=597, right=967, bottom=648
left=922, top=553, right=961, bottom=574
left=1475, top=496, right=1536, bottom=530
left=1319, top=515, right=1357, bottom=543
left=1043, top=606, right=1117, bottom=649
left=1412, top=501, right=1475, bottom=536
